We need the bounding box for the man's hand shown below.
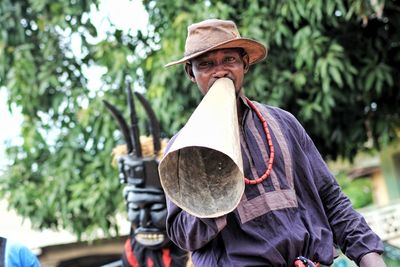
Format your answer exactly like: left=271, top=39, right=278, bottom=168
left=359, top=252, right=386, bottom=267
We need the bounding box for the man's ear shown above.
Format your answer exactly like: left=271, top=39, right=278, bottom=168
left=184, top=63, right=196, bottom=82
left=243, top=54, right=250, bottom=73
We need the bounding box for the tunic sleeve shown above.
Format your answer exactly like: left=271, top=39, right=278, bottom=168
left=166, top=197, right=227, bottom=251
left=294, top=117, right=384, bottom=264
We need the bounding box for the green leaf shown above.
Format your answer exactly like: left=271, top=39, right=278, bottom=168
left=329, top=66, right=343, bottom=88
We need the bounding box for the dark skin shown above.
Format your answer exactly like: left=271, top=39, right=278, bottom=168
left=359, top=252, right=386, bottom=267
left=184, top=47, right=385, bottom=267
left=185, top=48, right=249, bottom=123
left=184, top=48, right=249, bottom=95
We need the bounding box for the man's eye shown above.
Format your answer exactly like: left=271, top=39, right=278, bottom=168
left=198, top=61, right=213, bottom=68
left=224, top=56, right=237, bottom=63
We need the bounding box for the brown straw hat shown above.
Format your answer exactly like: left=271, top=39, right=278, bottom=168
left=165, top=19, right=268, bottom=67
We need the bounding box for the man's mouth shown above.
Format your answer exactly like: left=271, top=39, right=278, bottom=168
left=210, top=77, right=234, bottom=89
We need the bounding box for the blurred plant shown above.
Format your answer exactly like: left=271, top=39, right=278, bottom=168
left=0, top=0, right=130, bottom=239
left=336, top=172, right=373, bottom=209
left=141, top=0, right=400, bottom=160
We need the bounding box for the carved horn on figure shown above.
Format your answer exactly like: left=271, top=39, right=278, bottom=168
left=158, top=78, right=245, bottom=218
left=103, top=80, right=162, bottom=187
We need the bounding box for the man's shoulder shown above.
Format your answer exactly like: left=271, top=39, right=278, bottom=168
left=253, top=102, right=307, bottom=138
left=255, top=102, right=298, bottom=122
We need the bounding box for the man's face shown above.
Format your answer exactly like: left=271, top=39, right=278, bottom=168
left=186, top=48, right=250, bottom=95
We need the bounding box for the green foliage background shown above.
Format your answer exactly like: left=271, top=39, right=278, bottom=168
left=336, top=172, right=373, bottom=209
left=0, top=0, right=399, bottom=238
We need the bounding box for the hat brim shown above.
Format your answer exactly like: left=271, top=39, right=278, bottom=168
left=164, top=38, right=268, bottom=67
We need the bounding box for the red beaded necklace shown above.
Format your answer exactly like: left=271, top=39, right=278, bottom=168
left=243, top=97, right=275, bottom=185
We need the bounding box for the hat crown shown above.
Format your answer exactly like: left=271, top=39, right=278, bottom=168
left=184, top=19, right=241, bottom=57
left=164, top=18, right=267, bottom=67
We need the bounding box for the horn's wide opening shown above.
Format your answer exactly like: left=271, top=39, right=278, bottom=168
left=159, top=146, right=244, bottom=218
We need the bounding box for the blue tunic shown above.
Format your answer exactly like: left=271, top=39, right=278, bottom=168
left=165, top=97, right=383, bottom=266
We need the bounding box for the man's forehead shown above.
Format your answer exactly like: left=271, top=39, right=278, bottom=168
left=194, top=48, right=243, bottom=60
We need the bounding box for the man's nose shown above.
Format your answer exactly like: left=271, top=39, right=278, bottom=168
left=212, top=63, right=229, bottom=78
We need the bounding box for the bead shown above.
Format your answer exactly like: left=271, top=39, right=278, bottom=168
left=244, top=97, right=275, bottom=185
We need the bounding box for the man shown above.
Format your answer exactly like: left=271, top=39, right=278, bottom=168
left=163, top=19, right=385, bottom=266
left=0, top=236, right=41, bottom=267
